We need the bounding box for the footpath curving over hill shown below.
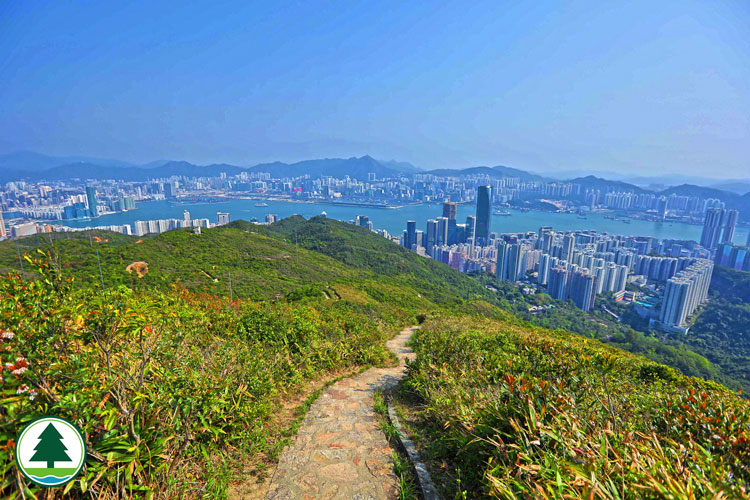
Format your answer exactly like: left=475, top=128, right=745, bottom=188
left=264, top=326, right=418, bottom=500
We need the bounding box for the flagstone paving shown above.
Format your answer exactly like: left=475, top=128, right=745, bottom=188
left=265, top=326, right=418, bottom=500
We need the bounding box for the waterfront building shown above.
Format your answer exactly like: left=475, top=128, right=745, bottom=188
left=10, top=222, right=37, bottom=238
left=561, top=233, right=575, bottom=261
left=85, top=186, right=98, bottom=218
left=425, top=219, right=437, bottom=254
left=217, top=212, right=230, bottom=225
left=436, top=217, right=449, bottom=246
left=475, top=185, right=492, bottom=243
left=721, top=209, right=739, bottom=244
left=538, top=253, right=551, bottom=285
left=657, top=196, right=668, bottom=220
left=496, top=241, right=524, bottom=282
left=403, top=220, right=417, bottom=249
left=464, top=216, right=476, bottom=242
left=700, top=208, right=724, bottom=250
left=715, top=243, right=750, bottom=272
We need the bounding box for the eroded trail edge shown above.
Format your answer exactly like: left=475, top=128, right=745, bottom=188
left=265, top=326, right=418, bottom=500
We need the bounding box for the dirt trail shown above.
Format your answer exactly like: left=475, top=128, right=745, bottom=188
left=263, top=326, right=418, bottom=500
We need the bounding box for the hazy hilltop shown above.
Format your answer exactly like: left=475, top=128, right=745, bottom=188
left=0, top=152, right=418, bottom=182
left=0, top=151, right=136, bottom=171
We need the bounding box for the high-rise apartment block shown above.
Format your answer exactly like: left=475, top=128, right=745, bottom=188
left=659, top=259, right=713, bottom=330
left=700, top=208, right=724, bottom=250
left=721, top=209, right=738, bottom=244
left=85, top=186, right=98, bottom=218
left=475, top=185, right=491, bottom=242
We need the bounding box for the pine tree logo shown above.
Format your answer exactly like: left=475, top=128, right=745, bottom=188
left=15, top=416, right=86, bottom=487
left=31, top=423, right=71, bottom=468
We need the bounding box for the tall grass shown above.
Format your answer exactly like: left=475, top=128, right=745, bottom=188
left=405, top=315, right=750, bottom=498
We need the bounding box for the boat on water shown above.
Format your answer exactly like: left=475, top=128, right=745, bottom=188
left=493, top=210, right=512, bottom=216
left=254, top=202, right=269, bottom=207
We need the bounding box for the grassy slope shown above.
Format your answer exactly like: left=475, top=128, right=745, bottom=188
left=1, top=219, right=749, bottom=498
left=266, top=216, right=496, bottom=306
left=0, top=224, right=437, bottom=499
left=0, top=224, right=380, bottom=301
left=475, top=275, right=739, bottom=393
left=403, top=314, right=750, bottom=498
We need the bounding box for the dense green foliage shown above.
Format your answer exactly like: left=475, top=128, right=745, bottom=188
left=675, top=266, right=750, bottom=395
left=2, top=219, right=750, bottom=498
left=404, top=314, right=750, bottom=499
left=266, top=216, right=496, bottom=306
left=0, top=231, right=430, bottom=498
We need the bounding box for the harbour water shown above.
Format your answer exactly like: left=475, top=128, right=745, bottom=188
left=38, top=198, right=750, bottom=244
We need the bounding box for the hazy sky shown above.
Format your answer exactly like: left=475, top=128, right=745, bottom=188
left=1, top=0, right=748, bottom=177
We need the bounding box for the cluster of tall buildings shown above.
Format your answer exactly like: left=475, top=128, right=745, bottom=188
left=0, top=210, right=230, bottom=239
left=391, top=181, right=730, bottom=327
left=401, top=186, right=492, bottom=254
left=499, top=228, right=630, bottom=312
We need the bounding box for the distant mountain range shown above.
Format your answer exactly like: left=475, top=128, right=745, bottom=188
left=0, top=151, right=172, bottom=171
left=1, top=152, right=749, bottom=214
left=0, top=152, right=423, bottom=183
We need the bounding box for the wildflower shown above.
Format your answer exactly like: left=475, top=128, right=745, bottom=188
left=15, top=357, right=28, bottom=368
left=11, top=366, right=27, bottom=376
left=1, top=331, right=14, bottom=340
left=16, top=384, right=29, bottom=394
left=4, top=363, right=14, bottom=371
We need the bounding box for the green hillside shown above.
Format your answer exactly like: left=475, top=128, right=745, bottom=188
left=264, top=217, right=745, bottom=394
left=0, top=225, right=356, bottom=300
left=1, top=219, right=749, bottom=498
left=266, top=216, right=496, bottom=306
left=677, top=266, right=750, bottom=394
left=0, top=232, right=430, bottom=498
left=402, top=315, right=750, bottom=498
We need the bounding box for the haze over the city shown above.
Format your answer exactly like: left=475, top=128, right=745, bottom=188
left=1, top=0, right=748, bottom=177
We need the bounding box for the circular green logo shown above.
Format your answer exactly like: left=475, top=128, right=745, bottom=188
left=15, top=416, right=86, bottom=488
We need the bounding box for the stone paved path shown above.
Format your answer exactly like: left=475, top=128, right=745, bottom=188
left=265, top=326, right=418, bottom=500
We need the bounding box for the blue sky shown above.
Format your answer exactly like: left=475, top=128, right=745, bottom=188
left=0, top=0, right=748, bottom=177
